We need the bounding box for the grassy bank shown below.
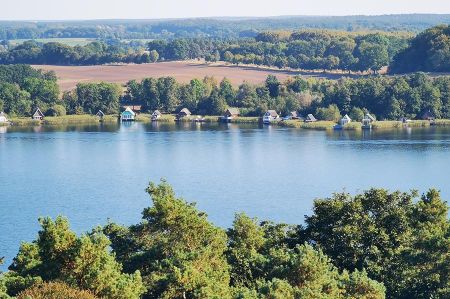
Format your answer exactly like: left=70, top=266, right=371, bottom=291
left=10, top=114, right=118, bottom=126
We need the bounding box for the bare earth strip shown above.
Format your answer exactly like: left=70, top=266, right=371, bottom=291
left=33, top=61, right=362, bottom=91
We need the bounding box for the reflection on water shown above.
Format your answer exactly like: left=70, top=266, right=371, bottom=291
left=1, top=122, right=450, bottom=269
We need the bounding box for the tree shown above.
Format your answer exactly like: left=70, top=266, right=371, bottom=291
left=149, top=50, right=159, bottom=63
left=316, top=104, right=341, bottom=121
left=17, top=282, right=98, bottom=299
left=8, top=216, right=145, bottom=299
left=265, top=75, right=280, bottom=98
left=356, top=41, right=389, bottom=73
left=106, top=180, right=232, bottom=299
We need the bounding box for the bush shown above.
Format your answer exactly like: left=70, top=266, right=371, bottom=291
left=17, top=282, right=98, bottom=299
left=46, top=104, right=66, bottom=116
left=316, top=104, right=341, bottom=122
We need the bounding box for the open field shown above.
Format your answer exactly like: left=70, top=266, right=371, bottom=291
left=33, top=61, right=365, bottom=91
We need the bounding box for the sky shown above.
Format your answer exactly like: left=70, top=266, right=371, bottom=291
left=1, top=0, right=450, bottom=20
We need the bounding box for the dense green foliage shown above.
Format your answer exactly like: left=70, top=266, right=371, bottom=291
left=0, top=15, right=449, bottom=40
left=302, top=189, right=450, bottom=298
left=1, top=181, right=449, bottom=298
left=149, top=31, right=410, bottom=73
left=17, top=282, right=98, bottom=299
left=390, top=25, right=450, bottom=73
left=0, top=64, right=121, bottom=117
left=3, top=216, right=145, bottom=298
left=0, top=64, right=59, bottom=116
left=125, top=73, right=450, bottom=120
left=0, top=40, right=154, bottom=65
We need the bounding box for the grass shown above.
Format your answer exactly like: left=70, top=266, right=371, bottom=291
left=10, top=114, right=118, bottom=126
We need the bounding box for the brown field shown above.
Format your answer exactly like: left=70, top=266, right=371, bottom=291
left=34, top=61, right=363, bottom=91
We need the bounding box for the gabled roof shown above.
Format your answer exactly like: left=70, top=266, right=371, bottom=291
left=33, top=108, right=44, bottom=117
left=152, top=110, right=162, bottom=115
left=122, top=107, right=136, bottom=116
left=266, top=110, right=278, bottom=117
left=290, top=111, right=298, bottom=117
left=342, top=114, right=351, bottom=121
left=179, top=108, right=191, bottom=115
left=306, top=114, right=317, bottom=121
left=364, top=113, right=375, bottom=121
left=96, top=110, right=105, bottom=116
left=226, top=108, right=240, bottom=116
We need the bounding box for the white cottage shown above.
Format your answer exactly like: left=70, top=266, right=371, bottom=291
left=151, top=110, right=162, bottom=121
left=362, top=113, right=376, bottom=129
left=263, top=110, right=279, bottom=124
left=32, top=108, right=44, bottom=120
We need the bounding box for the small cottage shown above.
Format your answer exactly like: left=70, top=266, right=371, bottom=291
left=177, top=108, right=192, bottom=120
left=289, top=111, right=299, bottom=119
left=263, top=110, right=279, bottom=124
left=340, top=114, right=352, bottom=126
left=305, top=114, right=317, bottom=123
left=0, top=112, right=8, bottom=123
left=223, top=108, right=240, bottom=122
left=151, top=110, right=162, bottom=121
left=32, top=108, right=44, bottom=120
left=96, top=110, right=105, bottom=119
left=121, top=107, right=136, bottom=121
left=362, top=113, right=375, bottom=129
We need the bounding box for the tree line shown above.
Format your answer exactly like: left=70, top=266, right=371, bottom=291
left=124, top=73, right=450, bottom=120
left=148, top=31, right=410, bottom=73
left=1, top=15, right=450, bottom=40
left=1, top=180, right=449, bottom=298
left=0, top=40, right=158, bottom=66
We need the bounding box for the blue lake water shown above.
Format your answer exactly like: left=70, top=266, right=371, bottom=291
left=1, top=122, right=450, bottom=269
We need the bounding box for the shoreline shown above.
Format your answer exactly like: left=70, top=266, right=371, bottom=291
left=5, top=114, right=450, bottom=130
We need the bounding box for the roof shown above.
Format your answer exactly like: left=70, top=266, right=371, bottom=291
left=96, top=110, right=105, bottom=116
left=266, top=110, right=279, bottom=117
left=122, top=107, right=136, bottom=116
left=33, top=108, right=44, bottom=117
left=342, top=114, right=351, bottom=121
left=179, top=108, right=191, bottom=115
left=152, top=110, right=162, bottom=115
left=226, top=108, right=240, bottom=115
left=290, top=111, right=298, bottom=117
left=306, top=114, right=317, bottom=121
left=364, top=113, right=375, bottom=121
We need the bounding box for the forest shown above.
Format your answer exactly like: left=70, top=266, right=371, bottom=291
left=0, top=14, right=449, bottom=40
left=0, top=180, right=449, bottom=298
left=148, top=31, right=411, bottom=73
left=390, top=25, right=450, bottom=73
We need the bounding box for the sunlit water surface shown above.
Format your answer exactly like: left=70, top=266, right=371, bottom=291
left=1, top=122, right=449, bottom=268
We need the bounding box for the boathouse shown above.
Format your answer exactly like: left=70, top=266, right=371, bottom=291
left=305, top=114, right=317, bottom=122
left=362, top=113, right=375, bottom=129
left=151, top=110, right=162, bottom=120
left=121, top=107, right=136, bottom=121
left=96, top=110, right=105, bottom=119
left=222, top=108, right=240, bottom=122
left=177, top=108, right=191, bottom=120
left=32, top=108, right=44, bottom=120
left=340, top=114, right=352, bottom=126
left=263, top=110, right=279, bottom=124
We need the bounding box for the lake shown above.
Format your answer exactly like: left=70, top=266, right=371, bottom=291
left=1, top=122, right=450, bottom=269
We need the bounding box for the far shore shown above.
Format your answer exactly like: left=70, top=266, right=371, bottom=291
left=5, top=114, right=450, bottom=130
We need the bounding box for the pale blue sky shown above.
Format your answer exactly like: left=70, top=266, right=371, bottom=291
left=1, top=0, right=450, bottom=20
